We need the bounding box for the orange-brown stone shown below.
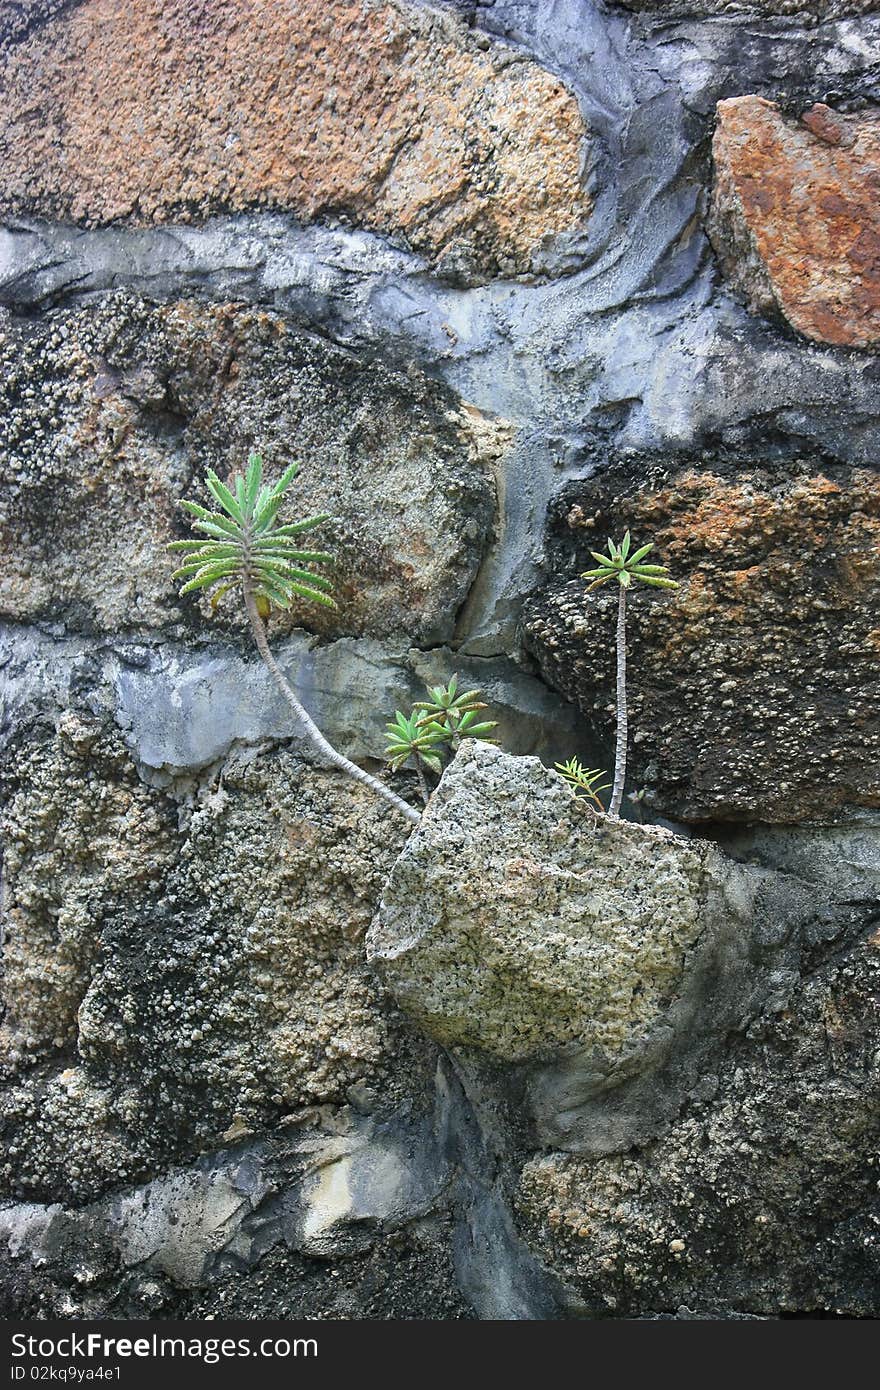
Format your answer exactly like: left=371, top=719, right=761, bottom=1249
left=0, top=0, right=590, bottom=281
left=708, top=96, right=880, bottom=350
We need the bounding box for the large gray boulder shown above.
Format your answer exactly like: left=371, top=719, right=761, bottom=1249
left=367, top=743, right=790, bottom=1074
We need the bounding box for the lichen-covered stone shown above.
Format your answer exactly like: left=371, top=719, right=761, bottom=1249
left=0, top=0, right=73, bottom=44
left=0, top=292, right=497, bottom=641
left=368, top=742, right=753, bottom=1064
left=0, top=716, right=177, bottom=1076
left=0, top=0, right=590, bottom=283
left=708, top=96, right=880, bottom=350
left=3, top=0, right=880, bottom=1325
left=517, top=923, right=880, bottom=1317
left=523, top=458, right=880, bottom=823
left=0, top=731, right=411, bottom=1204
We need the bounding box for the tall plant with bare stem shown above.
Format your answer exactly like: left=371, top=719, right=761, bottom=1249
left=169, top=452, right=421, bottom=825
left=581, top=532, right=678, bottom=820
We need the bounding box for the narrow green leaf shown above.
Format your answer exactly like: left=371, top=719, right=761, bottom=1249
left=253, top=547, right=334, bottom=569
left=205, top=470, right=245, bottom=523
left=174, top=558, right=236, bottom=581
left=179, top=500, right=237, bottom=531
left=278, top=566, right=335, bottom=593
left=192, top=519, right=245, bottom=542
left=167, top=539, right=215, bottom=553
left=174, top=542, right=241, bottom=560
left=254, top=576, right=293, bottom=610
left=210, top=583, right=235, bottom=610
left=286, top=581, right=337, bottom=608
left=179, top=567, right=235, bottom=595
left=271, top=516, right=331, bottom=537
left=636, top=575, right=679, bottom=589
left=245, top=454, right=263, bottom=512
left=172, top=559, right=234, bottom=580
left=252, top=492, right=286, bottom=533
left=270, top=461, right=300, bottom=496
left=252, top=561, right=334, bottom=592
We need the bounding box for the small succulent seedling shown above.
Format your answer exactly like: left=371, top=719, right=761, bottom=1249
left=170, top=453, right=420, bottom=825
left=554, top=757, right=611, bottom=811
left=385, top=675, right=498, bottom=803
left=413, top=675, right=497, bottom=750
left=385, top=711, right=449, bottom=804
left=581, top=531, right=678, bottom=819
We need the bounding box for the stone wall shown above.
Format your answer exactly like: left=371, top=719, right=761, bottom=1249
left=1, top=0, right=878, bottom=1320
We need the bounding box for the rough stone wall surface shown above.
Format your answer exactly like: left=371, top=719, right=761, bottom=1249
left=619, top=0, right=879, bottom=14
left=0, top=292, right=497, bottom=642
left=0, top=0, right=589, bottom=283
left=518, top=922, right=880, bottom=1317
left=370, top=743, right=744, bottom=1064
left=2, top=0, right=880, bottom=1322
left=0, top=725, right=412, bottom=1206
left=522, top=459, right=880, bottom=823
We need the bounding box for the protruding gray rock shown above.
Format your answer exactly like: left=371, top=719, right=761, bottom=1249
left=368, top=743, right=766, bottom=1068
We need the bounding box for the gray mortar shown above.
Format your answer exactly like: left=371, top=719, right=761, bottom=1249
left=0, top=1056, right=568, bottom=1320
left=0, top=624, right=602, bottom=789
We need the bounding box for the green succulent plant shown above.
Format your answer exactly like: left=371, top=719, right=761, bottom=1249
left=554, top=757, right=611, bottom=810
left=170, top=453, right=420, bottom=826
left=580, top=530, right=678, bottom=819
left=385, top=675, right=499, bottom=804
left=385, top=711, right=448, bottom=776
left=168, top=453, right=335, bottom=616
left=384, top=711, right=450, bottom=804
left=581, top=531, right=678, bottom=592
left=413, top=674, right=498, bottom=749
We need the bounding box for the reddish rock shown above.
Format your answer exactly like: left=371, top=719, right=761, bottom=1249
left=0, top=0, right=590, bottom=282
left=708, top=96, right=880, bottom=350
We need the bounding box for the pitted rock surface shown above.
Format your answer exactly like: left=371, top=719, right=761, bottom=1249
left=523, top=458, right=880, bottom=823
left=709, top=97, right=880, bottom=349
left=369, top=742, right=754, bottom=1064
left=0, top=0, right=590, bottom=283
left=0, top=292, right=497, bottom=642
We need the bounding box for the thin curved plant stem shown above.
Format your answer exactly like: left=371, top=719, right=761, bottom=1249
left=243, top=578, right=421, bottom=826
left=608, top=584, right=628, bottom=819
left=415, top=761, right=432, bottom=807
